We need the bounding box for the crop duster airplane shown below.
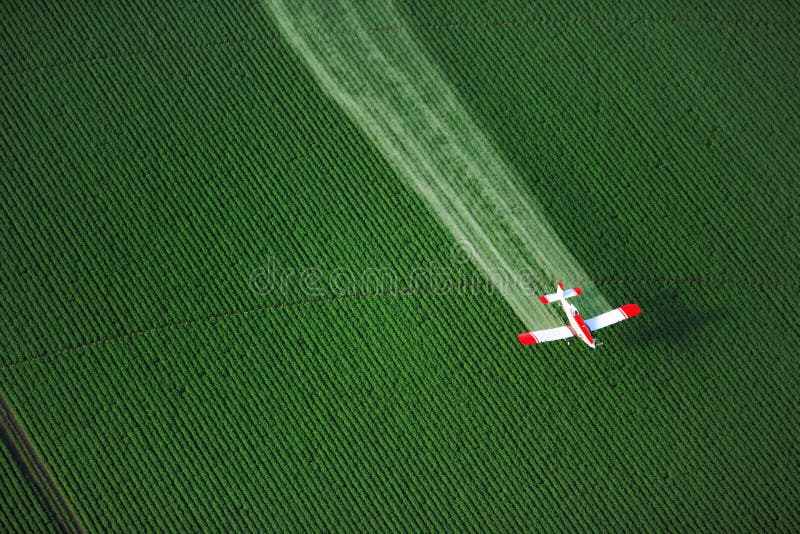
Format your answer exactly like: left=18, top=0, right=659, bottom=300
left=518, top=282, right=641, bottom=348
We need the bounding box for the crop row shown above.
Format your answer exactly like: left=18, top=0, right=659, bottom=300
left=2, top=0, right=799, bottom=531
left=0, top=434, right=54, bottom=533
left=0, top=27, right=466, bottom=368
left=5, top=265, right=797, bottom=531
left=1, top=288, right=535, bottom=531
left=398, top=0, right=800, bottom=528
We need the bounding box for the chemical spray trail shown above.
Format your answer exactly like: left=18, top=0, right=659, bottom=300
left=267, top=0, right=609, bottom=329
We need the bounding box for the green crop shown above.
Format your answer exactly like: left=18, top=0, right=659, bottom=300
left=1, top=0, right=798, bottom=531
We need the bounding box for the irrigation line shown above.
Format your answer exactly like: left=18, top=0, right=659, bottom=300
left=0, top=281, right=487, bottom=372
left=0, top=276, right=780, bottom=373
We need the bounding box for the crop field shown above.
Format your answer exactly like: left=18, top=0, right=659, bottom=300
left=1, top=0, right=799, bottom=531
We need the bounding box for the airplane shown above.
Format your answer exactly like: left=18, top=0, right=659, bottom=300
left=518, top=282, right=641, bottom=348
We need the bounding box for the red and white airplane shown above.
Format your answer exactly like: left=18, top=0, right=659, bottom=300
left=518, top=282, right=641, bottom=348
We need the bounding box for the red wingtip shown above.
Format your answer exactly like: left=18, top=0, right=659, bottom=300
left=538, top=296, right=549, bottom=305
left=518, top=333, right=538, bottom=345
left=620, top=303, right=642, bottom=318
left=574, top=287, right=582, bottom=295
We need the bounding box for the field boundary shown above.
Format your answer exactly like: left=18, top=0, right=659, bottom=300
left=3, top=15, right=798, bottom=79
left=0, top=395, right=84, bottom=534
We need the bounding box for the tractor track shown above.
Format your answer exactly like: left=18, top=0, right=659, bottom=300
left=0, top=395, right=84, bottom=534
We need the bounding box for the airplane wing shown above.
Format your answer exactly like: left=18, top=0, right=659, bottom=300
left=518, top=326, right=574, bottom=345
left=585, top=304, right=641, bottom=332
left=538, top=286, right=582, bottom=304
left=562, top=287, right=582, bottom=299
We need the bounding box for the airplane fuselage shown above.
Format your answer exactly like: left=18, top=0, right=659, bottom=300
left=560, top=298, right=596, bottom=348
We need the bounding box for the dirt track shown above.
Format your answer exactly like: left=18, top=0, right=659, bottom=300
left=0, top=395, right=83, bottom=534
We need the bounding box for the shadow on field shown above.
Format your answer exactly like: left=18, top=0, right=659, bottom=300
left=634, top=288, right=729, bottom=349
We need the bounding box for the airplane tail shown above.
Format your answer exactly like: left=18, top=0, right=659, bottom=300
left=538, top=282, right=582, bottom=304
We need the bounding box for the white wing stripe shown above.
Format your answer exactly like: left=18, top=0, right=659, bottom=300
left=585, top=304, right=641, bottom=332
left=528, top=325, right=574, bottom=343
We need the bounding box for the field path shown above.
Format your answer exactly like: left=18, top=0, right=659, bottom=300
left=0, top=395, right=84, bottom=534
left=267, top=0, right=609, bottom=328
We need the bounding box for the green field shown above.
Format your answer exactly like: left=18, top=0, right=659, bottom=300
left=2, top=0, right=799, bottom=531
